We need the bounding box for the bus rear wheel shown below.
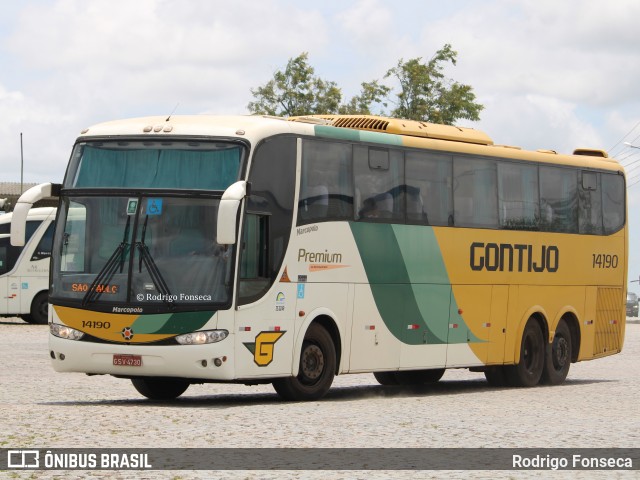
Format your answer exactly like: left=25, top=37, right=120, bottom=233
left=541, top=320, right=572, bottom=385
left=272, top=323, right=336, bottom=401
left=131, top=377, right=190, bottom=400
left=505, top=319, right=545, bottom=387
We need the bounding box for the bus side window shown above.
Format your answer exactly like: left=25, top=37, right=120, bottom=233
left=406, top=152, right=452, bottom=226
left=578, top=171, right=603, bottom=235
left=0, top=221, right=42, bottom=274
left=31, top=223, right=55, bottom=261
left=539, top=166, right=578, bottom=233
left=602, top=173, right=625, bottom=234
left=0, top=241, right=25, bottom=275
left=497, top=162, right=539, bottom=230
left=453, top=157, right=498, bottom=228
left=354, top=146, right=404, bottom=223
left=298, top=139, right=353, bottom=225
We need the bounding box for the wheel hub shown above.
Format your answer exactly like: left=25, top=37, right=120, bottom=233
left=553, top=337, right=569, bottom=368
left=301, top=344, right=324, bottom=381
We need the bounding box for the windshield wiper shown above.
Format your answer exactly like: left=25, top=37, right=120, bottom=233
left=82, top=216, right=130, bottom=306
left=136, top=215, right=174, bottom=307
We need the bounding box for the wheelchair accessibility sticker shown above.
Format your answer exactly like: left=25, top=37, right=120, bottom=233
left=146, top=198, right=163, bottom=215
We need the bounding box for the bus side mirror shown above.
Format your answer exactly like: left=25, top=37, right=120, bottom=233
left=216, top=181, right=248, bottom=245
left=11, top=183, right=60, bottom=246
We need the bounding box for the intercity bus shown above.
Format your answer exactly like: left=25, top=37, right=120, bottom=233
left=1, top=207, right=55, bottom=324
left=11, top=115, right=627, bottom=400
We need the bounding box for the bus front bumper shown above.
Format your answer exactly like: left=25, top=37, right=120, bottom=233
left=48, top=334, right=235, bottom=381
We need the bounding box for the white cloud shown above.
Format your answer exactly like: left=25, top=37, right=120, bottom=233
left=0, top=84, right=76, bottom=182
left=414, top=0, right=640, bottom=108
left=474, top=93, right=601, bottom=153
left=4, top=0, right=329, bottom=121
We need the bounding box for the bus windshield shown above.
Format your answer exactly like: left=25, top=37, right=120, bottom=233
left=52, top=140, right=245, bottom=312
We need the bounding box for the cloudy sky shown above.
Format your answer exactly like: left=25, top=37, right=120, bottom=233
left=1, top=0, right=639, bottom=288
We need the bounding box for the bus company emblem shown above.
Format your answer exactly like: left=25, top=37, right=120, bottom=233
left=121, top=327, right=135, bottom=340
left=243, top=331, right=286, bottom=367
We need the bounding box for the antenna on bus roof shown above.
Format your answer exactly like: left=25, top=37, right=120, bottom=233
left=166, top=103, right=180, bottom=122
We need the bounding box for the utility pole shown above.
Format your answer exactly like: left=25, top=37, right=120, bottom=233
left=20, top=132, right=24, bottom=194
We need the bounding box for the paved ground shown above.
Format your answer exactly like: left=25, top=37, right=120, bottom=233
left=1, top=317, right=638, bottom=479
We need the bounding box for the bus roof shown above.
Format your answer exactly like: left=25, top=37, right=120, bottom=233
left=290, top=114, right=494, bottom=145
left=77, top=115, right=314, bottom=145
left=77, top=114, right=623, bottom=173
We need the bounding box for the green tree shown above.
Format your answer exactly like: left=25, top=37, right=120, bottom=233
left=247, top=53, right=341, bottom=117
left=248, top=46, right=483, bottom=124
left=385, top=44, right=483, bottom=124
left=338, top=80, right=390, bottom=115
left=248, top=53, right=388, bottom=117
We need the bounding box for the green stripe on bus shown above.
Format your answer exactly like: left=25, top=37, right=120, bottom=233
left=314, top=125, right=403, bottom=146
left=130, top=313, right=173, bottom=333
left=131, top=310, right=215, bottom=335
left=349, top=222, right=480, bottom=345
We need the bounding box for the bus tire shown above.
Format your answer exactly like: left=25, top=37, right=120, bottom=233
left=395, top=368, right=445, bottom=385
left=541, top=320, right=572, bottom=385
left=272, top=323, right=336, bottom=401
left=373, top=371, right=399, bottom=386
left=131, top=377, right=190, bottom=400
left=505, top=319, right=545, bottom=387
left=484, top=366, right=509, bottom=387
left=25, top=292, right=49, bottom=325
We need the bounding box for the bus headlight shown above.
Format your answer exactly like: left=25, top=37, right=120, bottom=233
left=50, top=323, right=85, bottom=341
left=175, top=330, right=228, bottom=345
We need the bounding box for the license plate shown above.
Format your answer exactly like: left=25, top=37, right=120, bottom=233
left=113, top=354, right=142, bottom=367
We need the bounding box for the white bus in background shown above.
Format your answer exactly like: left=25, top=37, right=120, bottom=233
left=0, top=207, right=55, bottom=324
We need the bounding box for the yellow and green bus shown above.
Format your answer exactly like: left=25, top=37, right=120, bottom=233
left=11, top=114, right=627, bottom=400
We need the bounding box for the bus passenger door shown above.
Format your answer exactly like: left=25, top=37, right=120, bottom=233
left=234, top=213, right=296, bottom=379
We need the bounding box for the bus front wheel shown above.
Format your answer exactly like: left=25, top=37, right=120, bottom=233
left=131, top=377, right=190, bottom=400
left=505, top=319, right=545, bottom=387
left=272, top=323, right=336, bottom=401
left=22, top=292, right=49, bottom=325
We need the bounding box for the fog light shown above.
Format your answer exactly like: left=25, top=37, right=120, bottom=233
left=214, top=358, right=222, bottom=367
